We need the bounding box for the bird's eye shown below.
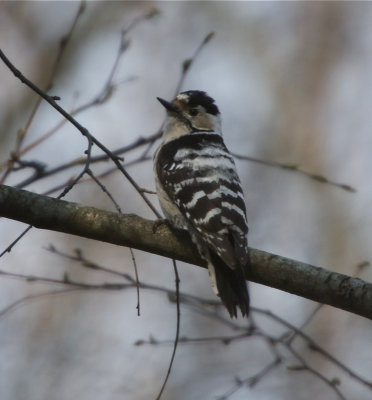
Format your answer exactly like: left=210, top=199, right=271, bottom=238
left=189, top=108, right=199, bottom=116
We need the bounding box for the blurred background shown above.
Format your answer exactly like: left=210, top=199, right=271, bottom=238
left=1, top=2, right=372, bottom=399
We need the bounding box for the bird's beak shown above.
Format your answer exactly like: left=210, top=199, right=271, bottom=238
left=157, top=97, right=178, bottom=113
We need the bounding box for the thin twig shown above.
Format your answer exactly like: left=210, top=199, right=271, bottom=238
left=129, top=248, right=141, bottom=316
left=0, top=288, right=82, bottom=321
left=155, top=259, right=181, bottom=400
left=232, top=153, right=356, bottom=193
left=285, top=344, right=347, bottom=400
left=174, top=31, right=215, bottom=95
left=86, top=168, right=122, bottom=213
left=0, top=225, right=32, bottom=257
left=45, top=246, right=134, bottom=282
left=216, top=357, right=281, bottom=400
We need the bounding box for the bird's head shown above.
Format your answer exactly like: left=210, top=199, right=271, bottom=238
left=157, top=90, right=221, bottom=141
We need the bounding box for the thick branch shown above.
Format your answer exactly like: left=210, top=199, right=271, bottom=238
left=1, top=184, right=372, bottom=320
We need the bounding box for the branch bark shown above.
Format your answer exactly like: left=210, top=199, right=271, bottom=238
left=1, top=184, right=371, bottom=320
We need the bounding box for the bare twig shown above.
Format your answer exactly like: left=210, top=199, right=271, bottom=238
left=129, top=248, right=141, bottom=316
left=174, top=31, right=215, bottom=95
left=232, top=153, right=356, bottom=193
left=86, top=168, right=122, bottom=213
left=285, top=345, right=347, bottom=400
left=216, top=358, right=281, bottom=400
left=0, top=288, right=84, bottom=321
left=0, top=225, right=32, bottom=258
left=155, top=259, right=181, bottom=400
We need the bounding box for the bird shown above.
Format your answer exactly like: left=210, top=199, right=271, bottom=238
left=153, top=90, right=249, bottom=318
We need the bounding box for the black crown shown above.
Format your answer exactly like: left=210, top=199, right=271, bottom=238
left=180, top=90, right=220, bottom=116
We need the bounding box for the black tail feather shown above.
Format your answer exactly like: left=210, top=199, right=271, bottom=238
left=209, top=251, right=250, bottom=318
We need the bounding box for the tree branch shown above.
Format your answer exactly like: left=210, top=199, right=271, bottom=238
left=1, top=184, right=371, bottom=320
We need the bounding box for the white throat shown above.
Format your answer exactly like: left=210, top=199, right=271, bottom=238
left=161, top=114, right=222, bottom=144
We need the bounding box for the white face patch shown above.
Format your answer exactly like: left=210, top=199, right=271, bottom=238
left=176, top=93, right=190, bottom=102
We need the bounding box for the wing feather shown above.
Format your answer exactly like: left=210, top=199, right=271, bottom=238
left=156, top=134, right=249, bottom=270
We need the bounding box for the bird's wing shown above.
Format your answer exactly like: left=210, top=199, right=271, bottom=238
left=156, top=138, right=249, bottom=269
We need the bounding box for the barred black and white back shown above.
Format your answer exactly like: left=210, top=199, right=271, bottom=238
left=153, top=90, right=250, bottom=318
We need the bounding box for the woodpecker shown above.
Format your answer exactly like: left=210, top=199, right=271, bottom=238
left=153, top=90, right=249, bottom=318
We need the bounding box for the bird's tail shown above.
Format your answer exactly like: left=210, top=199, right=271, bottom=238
left=207, top=251, right=250, bottom=318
